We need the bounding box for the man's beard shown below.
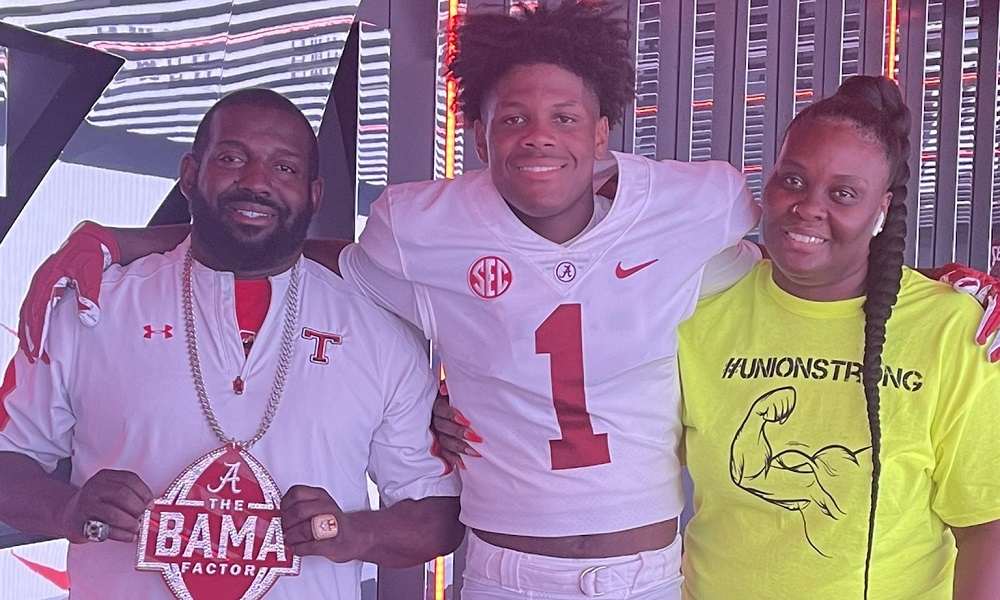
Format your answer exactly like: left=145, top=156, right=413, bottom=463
left=189, top=187, right=313, bottom=274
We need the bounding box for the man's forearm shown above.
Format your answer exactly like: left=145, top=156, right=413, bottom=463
left=346, top=496, right=463, bottom=567
left=953, top=520, right=1000, bottom=599
left=0, top=452, right=77, bottom=539
left=112, top=224, right=190, bottom=265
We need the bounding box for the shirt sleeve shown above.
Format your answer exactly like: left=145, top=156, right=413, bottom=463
left=366, top=324, right=460, bottom=506
left=930, top=334, right=1000, bottom=527
left=0, top=301, right=79, bottom=473
left=339, top=188, right=435, bottom=339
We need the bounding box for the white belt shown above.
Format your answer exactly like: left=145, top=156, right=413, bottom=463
left=465, top=532, right=682, bottom=597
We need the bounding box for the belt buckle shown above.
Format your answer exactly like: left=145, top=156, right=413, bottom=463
left=579, top=565, right=607, bottom=597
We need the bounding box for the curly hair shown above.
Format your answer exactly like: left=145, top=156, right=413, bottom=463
left=448, top=1, right=636, bottom=126
left=786, top=75, right=911, bottom=600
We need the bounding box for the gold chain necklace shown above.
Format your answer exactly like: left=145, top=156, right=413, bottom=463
left=181, top=248, right=300, bottom=449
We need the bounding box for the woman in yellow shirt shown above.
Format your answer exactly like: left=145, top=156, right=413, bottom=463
left=676, top=75, right=1000, bottom=599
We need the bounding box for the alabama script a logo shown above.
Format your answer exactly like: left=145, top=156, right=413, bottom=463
left=137, top=445, right=299, bottom=600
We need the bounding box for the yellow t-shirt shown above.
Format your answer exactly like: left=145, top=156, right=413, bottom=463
left=678, top=261, right=1000, bottom=600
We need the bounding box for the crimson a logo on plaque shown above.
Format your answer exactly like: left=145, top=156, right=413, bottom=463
left=136, top=444, right=300, bottom=600
left=469, top=255, right=512, bottom=299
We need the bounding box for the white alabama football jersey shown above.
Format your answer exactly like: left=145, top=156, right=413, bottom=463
left=340, top=152, right=760, bottom=537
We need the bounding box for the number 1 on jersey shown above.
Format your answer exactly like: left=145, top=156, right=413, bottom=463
left=536, top=304, right=611, bottom=470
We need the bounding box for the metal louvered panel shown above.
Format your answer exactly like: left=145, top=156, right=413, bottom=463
left=969, top=0, right=999, bottom=271
left=626, top=0, right=998, bottom=269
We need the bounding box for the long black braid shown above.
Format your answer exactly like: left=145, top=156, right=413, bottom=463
left=785, top=76, right=912, bottom=598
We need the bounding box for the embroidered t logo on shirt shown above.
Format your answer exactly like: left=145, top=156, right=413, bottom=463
left=302, top=328, right=343, bottom=364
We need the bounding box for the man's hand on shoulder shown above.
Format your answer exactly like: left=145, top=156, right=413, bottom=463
left=18, top=222, right=192, bottom=363
left=18, top=221, right=120, bottom=364
left=932, top=262, right=1000, bottom=362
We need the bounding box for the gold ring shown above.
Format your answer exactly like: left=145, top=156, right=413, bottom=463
left=311, top=513, right=339, bottom=540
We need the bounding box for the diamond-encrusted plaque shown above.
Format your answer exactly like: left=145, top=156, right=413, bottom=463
left=137, top=445, right=300, bottom=600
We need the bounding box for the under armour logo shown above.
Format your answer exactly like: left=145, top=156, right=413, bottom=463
left=206, top=461, right=243, bottom=494
left=143, top=324, right=173, bottom=339
left=302, top=328, right=343, bottom=364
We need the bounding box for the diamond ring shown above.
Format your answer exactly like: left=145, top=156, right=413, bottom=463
left=84, top=519, right=110, bottom=542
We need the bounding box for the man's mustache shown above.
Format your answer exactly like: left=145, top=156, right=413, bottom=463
left=217, top=189, right=289, bottom=219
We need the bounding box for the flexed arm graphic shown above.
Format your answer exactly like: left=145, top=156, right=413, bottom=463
left=729, top=386, right=871, bottom=555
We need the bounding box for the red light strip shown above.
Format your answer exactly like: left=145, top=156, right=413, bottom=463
left=921, top=149, right=1000, bottom=160
left=691, top=89, right=810, bottom=111
left=924, top=73, right=980, bottom=87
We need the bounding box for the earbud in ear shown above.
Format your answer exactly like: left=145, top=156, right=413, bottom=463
left=872, top=211, right=886, bottom=236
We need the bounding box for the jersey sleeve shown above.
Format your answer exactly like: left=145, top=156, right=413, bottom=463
left=366, top=323, right=460, bottom=506
left=0, top=300, right=79, bottom=473
left=929, top=335, right=1000, bottom=527
left=696, top=163, right=762, bottom=297
left=700, top=240, right=761, bottom=298
left=712, top=162, right=761, bottom=247
left=339, top=189, right=434, bottom=339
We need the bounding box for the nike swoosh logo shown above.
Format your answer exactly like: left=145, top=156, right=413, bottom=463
left=615, top=259, right=659, bottom=279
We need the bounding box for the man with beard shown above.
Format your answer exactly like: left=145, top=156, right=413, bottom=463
left=0, top=89, right=462, bottom=599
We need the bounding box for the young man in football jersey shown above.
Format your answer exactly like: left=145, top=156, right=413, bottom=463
left=15, top=3, right=760, bottom=598
left=339, top=7, right=759, bottom=598
left=0, top=89, right=462, bottom=599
